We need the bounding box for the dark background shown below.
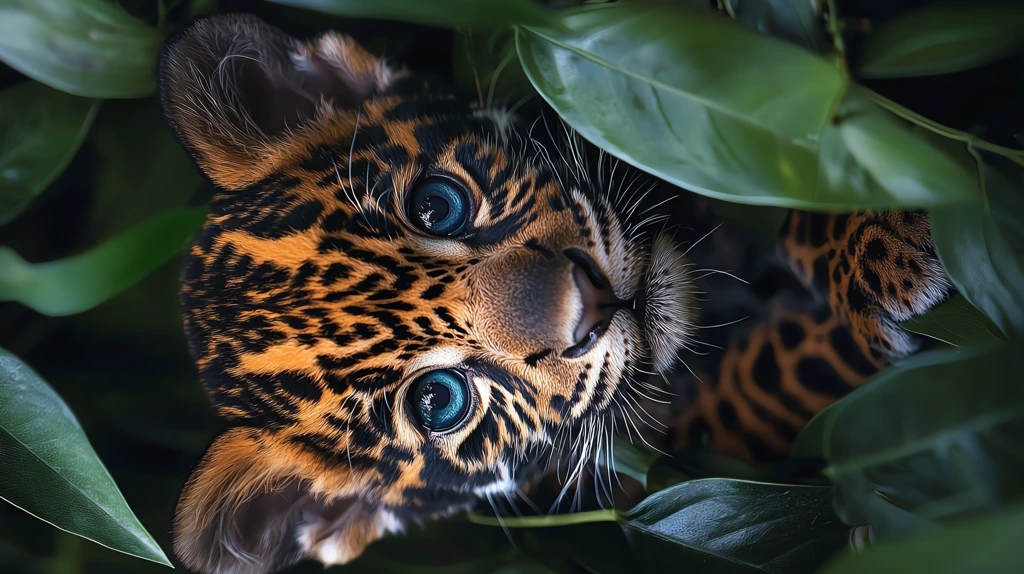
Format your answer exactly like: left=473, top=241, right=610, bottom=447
left=1, top=1, right=1022, bottom=572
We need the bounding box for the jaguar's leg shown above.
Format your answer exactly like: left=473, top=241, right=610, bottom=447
left=665, top=300, right=884, bottom=463
left=664, top=210, right=953, bottom=463
left=780, top=210, right=952, bottom=361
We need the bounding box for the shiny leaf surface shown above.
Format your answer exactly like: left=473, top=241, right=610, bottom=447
left=0, top=348, right=170, bottom=565
left=621, top=479, right=850, bottom=573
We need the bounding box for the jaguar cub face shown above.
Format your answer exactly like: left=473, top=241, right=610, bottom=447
left=161, top=14, right=694, bottom=574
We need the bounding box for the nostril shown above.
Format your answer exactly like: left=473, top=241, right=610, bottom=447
left=563, top=249, right=626, bottom=358
left=564, top=248, right=608, bottom=290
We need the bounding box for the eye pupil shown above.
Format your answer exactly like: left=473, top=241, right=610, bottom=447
left=418, top=195, right=451, bottom=229
left=418, top=381, right=451, bottom=411
left=411, top=369, right=470, bottom=432
left=409, top=177, right=469, bottom=236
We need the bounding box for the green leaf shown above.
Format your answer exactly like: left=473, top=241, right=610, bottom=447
left=792, top=344, right=1024, bottom=540
left=822, top=505, right=1024, bottom=574
left=932, top=158, right=1024, bottom=338
left=621, top=479, right=850, bottom=573
left=0, top=347, right=171, bottom=566
left=899, top=294, right=1005, bottom=347
left=0, top=0, right=164, bottom=98
left=835, top=89, right=979, bottom=206
left=517, top=4, right=977, bottom=209
left=610, top=438, right=660, bottom=490
left=0, top=81, right=99, bottom=227
left=0, top=207, right=207, bottom=316
left=859, top=3, right=1024, bottom=79
left=724, top=0, right=827, bottom=52
left=268, top=0, right=554, bottom=29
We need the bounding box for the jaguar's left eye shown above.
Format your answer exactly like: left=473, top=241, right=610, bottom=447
left=408, top=176, right=471, bottom=236
left=410, top=369, right=471, bottom=432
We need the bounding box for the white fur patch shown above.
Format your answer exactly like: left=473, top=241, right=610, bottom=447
left=643, top=233, right=697, bottom=373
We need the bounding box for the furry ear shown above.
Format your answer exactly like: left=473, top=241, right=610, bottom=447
left=173, top=428, right=402, bottom=574
left=158, top=14, right=394, bottom=189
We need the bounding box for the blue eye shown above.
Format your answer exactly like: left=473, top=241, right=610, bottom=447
left=409, top=177, right=470, bottom=236
left=410, top=369, right=471, bottom=432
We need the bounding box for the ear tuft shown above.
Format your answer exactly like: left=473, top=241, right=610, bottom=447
left=173, top=428, right=401, bottom=574
left=158, top=14, right=393, bottom=189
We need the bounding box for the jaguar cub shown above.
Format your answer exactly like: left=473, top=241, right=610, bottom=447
left=159, top=14, right=952, bottom=574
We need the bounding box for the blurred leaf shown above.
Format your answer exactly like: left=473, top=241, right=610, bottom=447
left=899, top=294, right=1005, bottom=347
left=0, top=81, right=99, bottom=227
left=621, top=479, right=850, bottom=573
left=0, top=207, right=207, bottom=316
left=0, top=347, right=171, bottom=566
left=859, top=3, right=1024, bottom=79
left=268, top=0, right=554, bottom=29
left=793, top=344, right=1024, bottom=540
left=517, top=4, right=976, bottom=208
left=90, top=99, right=207, bottom=238
left=835, top=88, right=979, bottom=205
left=611, top=438, right=660, bottom=490
left=822, top=505, right=1024, bottom=574
left=725, top=0, right=827, bottom=52
left=0, top=0, right=164, bottom=98
left=453, top=28, right=535, bottom=104
left=932, top=159, right=1024, bottom=338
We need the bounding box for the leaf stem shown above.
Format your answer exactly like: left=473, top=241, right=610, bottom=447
left=864, top=90, right=1024, bottom=167
left=466, top=509, right=619, bottom=528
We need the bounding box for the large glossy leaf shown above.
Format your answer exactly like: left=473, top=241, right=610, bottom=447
left=859, top=3, right=1024, bottom=79
left=899, top=294, right=1005, bottom=347
left=0, top=0, right=163, bottom=98
left=0, top=348, right=171, bottom=565
left=932, top=159, right=1024, bottom=338
left=517, top=4, right=977, bottom=209
left=268, top=0, right=554, bottom=29
left=0, top=207, right=207, bottom=316
left=0, top=81, right=99, bottom=226
left=822, top=505, right=1024, bottom=574
left=793, top=344, right=1024, bottom=540
left=621, top=479, right=851, bottom=573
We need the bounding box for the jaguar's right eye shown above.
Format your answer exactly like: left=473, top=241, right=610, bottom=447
left=407, top=176, right=471, bottom=237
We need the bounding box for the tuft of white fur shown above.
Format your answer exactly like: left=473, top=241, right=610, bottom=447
left=642, top=233, right=696, bottom=374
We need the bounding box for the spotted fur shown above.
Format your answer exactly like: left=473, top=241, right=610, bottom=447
left=160, top=14, right=953, bottom=574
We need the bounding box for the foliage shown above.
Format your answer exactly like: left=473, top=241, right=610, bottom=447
left=0, top=0, right=1021, bottom=573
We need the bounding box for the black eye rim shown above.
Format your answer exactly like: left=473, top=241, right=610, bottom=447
left=405, top=173, right=475, bottom=238
left=405, top=367, right=475, bottom=435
